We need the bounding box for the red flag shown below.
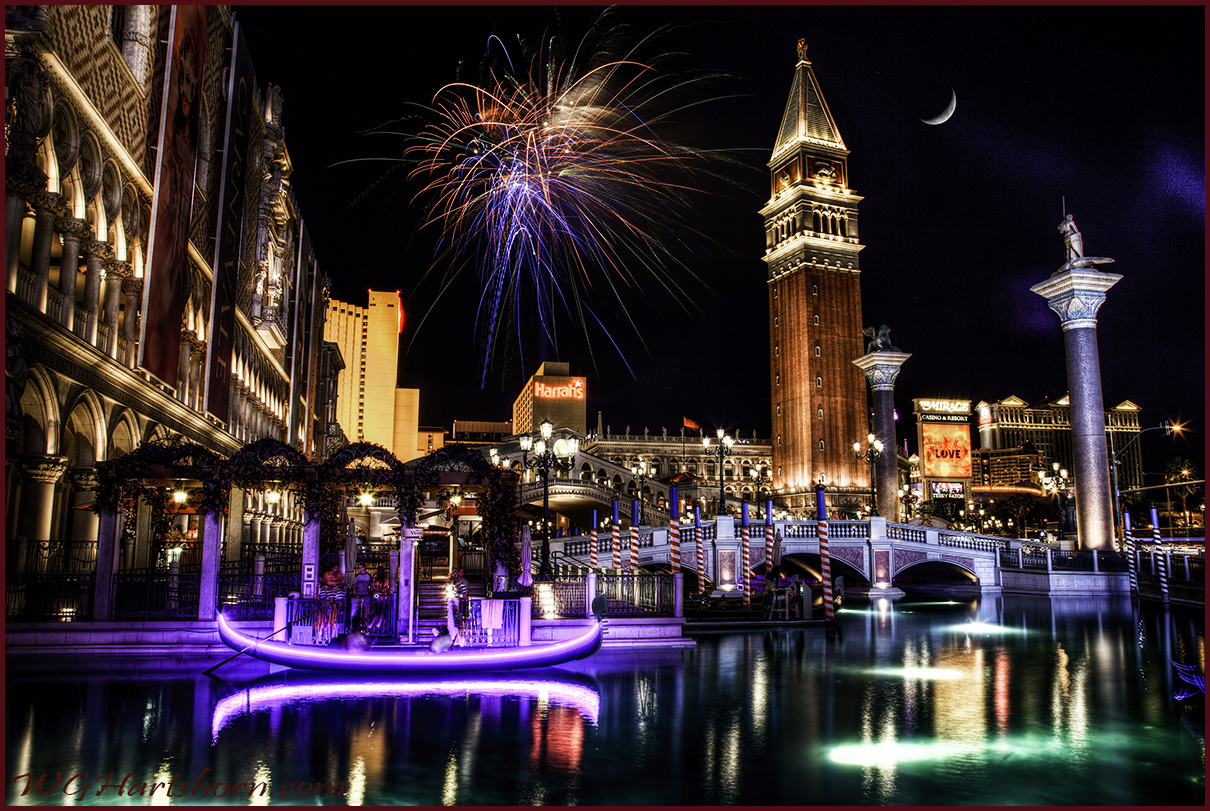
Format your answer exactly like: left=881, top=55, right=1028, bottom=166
left=683, top=417, right=700, bottom=431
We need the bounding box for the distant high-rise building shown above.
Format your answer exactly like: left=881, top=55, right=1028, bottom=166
left=764, top=41, right=868, bottom=514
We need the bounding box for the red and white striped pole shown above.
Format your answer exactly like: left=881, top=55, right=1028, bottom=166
left=765, top=509, right=775, bottom=576
left=695, top=505, right=706, bottom=595
left=590, top=508, right=598, bottom=569
left=669, top=486, right=681, bottom=573
left=816, top=484, right=835, bottom=625
left=630, top=499, right=640, bottom=571
left=741, top=501, right=751, bottom=606
left=1150, top=505, right=1168, bottom=603
left=1123, top=512, right=1137, bottom=596
left=611, top=499, right=621, bottom=571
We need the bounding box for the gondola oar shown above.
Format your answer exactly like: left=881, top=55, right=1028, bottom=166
left=203, top=618, right=289, bottom=676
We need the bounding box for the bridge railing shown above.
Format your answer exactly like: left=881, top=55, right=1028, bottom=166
left=595, top=573, right=676, bottom=617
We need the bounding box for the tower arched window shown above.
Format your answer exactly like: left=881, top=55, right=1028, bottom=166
left=812, top=211, right=821, bottom=232
left=778, top=435, right=782, bottom=446
left=774, top=316, right=779, bottom=327
left=839, top=217, right=847, bottom=238
left=817, top=408, right=823, bottom=419
left=812, top=284, right=818, bottom=295
left=816, top=376, right=822, bottom=388
left=813, top=315, right=819, bottom=326
left=819, top=440, right=825, bottom=451
left=776, top=374, right=780, bottom=385
left=775, top=346, right=779, bottom=357
left=814, top=346, right=821, bottom=357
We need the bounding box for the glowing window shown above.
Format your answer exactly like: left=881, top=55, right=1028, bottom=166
left=818, top=408, right=823, bottom=419
left=813, top=315, right=819, bottom=326
left=813, top=284, right=818, bottom=295
left=816, top=376, right=822, bottom=388
left=819, top=440, right=825, bottom=451
left=815, top=346, right=821, bottom=357
left=777, top=435, right=782, bottom=446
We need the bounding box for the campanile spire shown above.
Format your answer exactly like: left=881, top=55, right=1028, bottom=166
left=763, top=43, right=869, bottom=513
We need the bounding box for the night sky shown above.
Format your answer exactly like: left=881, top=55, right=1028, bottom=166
left=232, top=5, right=1204, bottom=476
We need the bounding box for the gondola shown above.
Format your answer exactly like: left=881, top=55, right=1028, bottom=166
left=215, top=610, right=604, bottom=673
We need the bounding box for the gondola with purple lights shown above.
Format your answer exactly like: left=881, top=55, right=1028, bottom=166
left=215, top=610, right=604, bottom=673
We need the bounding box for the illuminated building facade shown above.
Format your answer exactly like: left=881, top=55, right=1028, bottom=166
left=325, top=290, right=429, bottom=464
left=4, top=6, right=338, bottom=569
left=511, top=362, right=587, bottom=435
left=975, top=395, right=1143, bottom=491
left=763, top=42, right=868, bottom=515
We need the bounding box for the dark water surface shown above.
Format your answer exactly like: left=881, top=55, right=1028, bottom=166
left=6, top=595, right=1204, bottom=805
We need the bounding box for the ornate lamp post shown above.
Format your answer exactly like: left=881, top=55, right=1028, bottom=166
left=1037, top=462, right=1070, bottom=541
left=897, top=485, right=920, bottom=521
left=519, top=419, right=578, bottom=577
left=750, top=464, right=771, bottom=520
left=853, top=434, right=885, bottom=516
left=631, top=460, right=649, bottom=526
left=702, top=429, right=735, bottom=516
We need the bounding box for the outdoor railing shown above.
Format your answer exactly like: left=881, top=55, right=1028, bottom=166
left=1097, top=551, right=1130, bottom=572
left=595, top=573, right=676, bottom=616
left=1020, top=549, right=1049, bottom=570
left=533, top=576, right=588, bottom=618
left=1051, top=550, right=1095, bottom=571
left=888, top=525, right=928, bottom=544
left=938, top=534, right=1006, bottom=552
left=464, top=597, right=521, bottom=646
left=5, top=571, right=95, bottom=621
left=1188, top=557, right=1205, bottom=583
left=7, top=540, right=98, bottom=573
left=998, top=550, right=1018, bottom=569
left=285, top=597, right=349, bottom=646
left=113, top=566, right=201, bottom=620
left=216, top=571, right=299, bottom=620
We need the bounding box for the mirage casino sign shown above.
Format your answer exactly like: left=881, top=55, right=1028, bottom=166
left=914, top=399, right=972, bottom=480
left=914, top=398, right=972, bottom=423
left=536, top=378, right=586, bottom=400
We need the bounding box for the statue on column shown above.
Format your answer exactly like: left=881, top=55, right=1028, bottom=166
left=861, top=325, right=899, bottom=354
left=1055, top=213, right=1114, bottom=274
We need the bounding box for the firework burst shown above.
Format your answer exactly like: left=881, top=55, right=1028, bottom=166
left=404, top=9, right=740, bottom=386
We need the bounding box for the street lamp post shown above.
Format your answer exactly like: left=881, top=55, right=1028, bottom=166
left=750, top=465, right=770, bottom=520
left=702, top=429, right=735, bottom=517
left=631, top=460, right=649, bottom=526
left=1037, top=462, right=1070, bottom=541
left=853, top=434, right=885, bottom=516
left=519, top=419, right=579, bottom=578
left=1111, top=421, right=1178, bottom=545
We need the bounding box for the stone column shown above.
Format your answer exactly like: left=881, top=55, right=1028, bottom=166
left=121, top=276, right=143, bottom=368
left=197, top=510, right=223, bottom=621
left=17, top=455, right=69, bottom=546
left=176, top=329, right=195, bottom=404
left=68, top=467, right=100, bottom=546
left=1031, top=266, right=1122, bottom=550
left=54, top=217, right=90, bottom=331
left=81, top=239, right=113, bottom=346
left=102, top=260, right=132, bottom=359
left=852, top=348, right=911, bottom=519
left=6, top=165, right=48, bottom=293
left=93, top=506, right=123, bottom=620
left=27, top=191, right=67, bottom=311
left=188, top=335, right=206, bottom=410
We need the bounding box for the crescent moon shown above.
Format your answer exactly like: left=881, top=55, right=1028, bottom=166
left=921, top=90, right=957, bottom=125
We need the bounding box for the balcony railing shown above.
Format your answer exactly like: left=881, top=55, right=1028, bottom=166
left=113, top=566, right=201, bottom=620
left=5, top=571, right=95, bottom=621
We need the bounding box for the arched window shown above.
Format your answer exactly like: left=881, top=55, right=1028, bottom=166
left=812, top=284, right=818, bottom=295
left=777, top=435, right=782, bottom=446
left=819, top=440, right=825, bottom=451
left=775, top=346, right=780, bottom=357
left=773, top=286, right=778, bottom=299
left=814, top=346, right=821, bottom=356
left=839, top=217, right=847, bottom=238
left=776, top=374, right=780, bottom=385
left=774, top=316, right=779, bottom=327
left=816, top=376, right=822, bottom=388
left=777, top=405, right=781, bottom=416
left=813, top=315, right=819, bottom=326
left=817, top=408, right=823, bottom=419
left=812, top=211, right=821, bottom=232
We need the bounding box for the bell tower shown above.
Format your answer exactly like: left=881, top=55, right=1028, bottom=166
left=763, top=40, right=868, bottom=513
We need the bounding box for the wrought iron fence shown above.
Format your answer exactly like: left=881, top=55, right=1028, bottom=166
left=1097, top=551, right=1130, bottom=572
left=285, top=597, right=349, bottom=646
left=532, top=576, right=587, bottom=618
left=8, top=540, right=98, bottom=573
left=1187, top=557, right=1205, bottom=583
left=1051, top=550, right=1095, bottom=571
left=998, top=550, right=1018, bottom=568
left=5, top=572, right=95, bottom=621
left=216, top=572, right=299, bottom=620
left=1020, top=549, right=1049, bottom=569
left=463, top=597, right=521, bottom=646
left=113, top=567, right=201, bottom=620
left=595, top=573, right=675, bottom=616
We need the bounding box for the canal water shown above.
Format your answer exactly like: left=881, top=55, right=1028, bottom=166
left=6, top=595, right=1204, bottom=805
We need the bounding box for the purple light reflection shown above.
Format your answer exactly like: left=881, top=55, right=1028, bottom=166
left=211, top=678, right=601, bottom=741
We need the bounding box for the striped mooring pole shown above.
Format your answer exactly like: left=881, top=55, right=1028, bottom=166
left=590, top=509, right=598, bottom=569
left=669, top=486, right=681, bottom=574
left=696, top=505, right=706, bottom=595
left=816, top=484, right=835, bottom=625
left=1150, top=505, right=1168, bottom=603
left=1123, top=512, right=1137, bottom=596
left=630, top=499, right=640, bottom=571
left=741, top=502, right=751, bottom=606
left=611, top=499, right=621, bottom=571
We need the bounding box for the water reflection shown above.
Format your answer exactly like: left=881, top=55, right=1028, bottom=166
left=4, top=596, right=1203, bottom=806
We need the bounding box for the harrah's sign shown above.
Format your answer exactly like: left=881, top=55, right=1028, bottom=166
left=535, top=378, right=585, bottom=400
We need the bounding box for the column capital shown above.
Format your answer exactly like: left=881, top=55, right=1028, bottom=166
left=21, top=454, right=69, bottom=484
left=852, top=350, right=912, bottom=391
left=54, top=217, right=92, bottom=241
left=70, top=466, right=100, bottom=491
left=5, top=161, right=48, bottom=198
left=103, top=260, right=132, bottom=280
left=27, top=190, right=67, bottom=217
left=121, top=277, right=143, bottom=296
left=1030, top=268, right=1123, bottom=331
left=83, top=239, right=115, bottom=261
